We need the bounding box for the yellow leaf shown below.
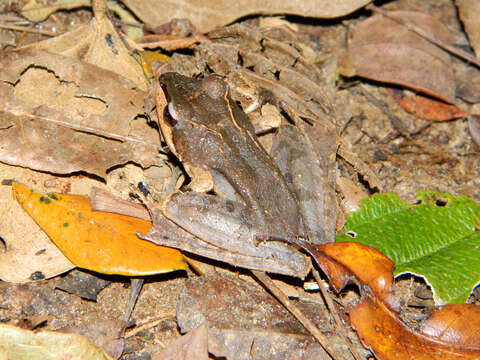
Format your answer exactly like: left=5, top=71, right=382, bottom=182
left=139, top=51, right=170, bottom=81
left=12, top=182, right=187, bottom=276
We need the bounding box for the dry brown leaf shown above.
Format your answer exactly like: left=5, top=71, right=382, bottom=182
left=153, top=323, right=208, bottom=360
left=120, top=0, right=372, bottom=33
left=21, top=0, right=90, bottom=22
left=349, top=11, right=456, bottom=103
left=0, top=49, right=160, bottom=178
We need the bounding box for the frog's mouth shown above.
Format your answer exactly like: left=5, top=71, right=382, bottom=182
left=164, top=102, right=179, bottom=127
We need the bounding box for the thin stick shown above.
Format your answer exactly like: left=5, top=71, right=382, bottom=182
left=312, top=269, right=363, bottom=360
left=367, top=4, right=480, bottom=68
left=125, top=312, right=176, bottom=338
left=123, top=278, right=144, bottom=321
left=16, top=112, right=161, bottom=149
left=0, top=23, right=56, bottom=36
left=251, top=270, right=346, bottom=360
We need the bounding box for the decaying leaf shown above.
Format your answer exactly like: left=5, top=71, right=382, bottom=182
left=12, top=181, right=187, bottom=276
left=121, top=0, right=372, bottom=33
left=0, top=49, right=160, bottom=178
left=387, top=88, right=468, bottom=121
left=336, top=191, right=480, bottom=304
left=349, top=11, right=456, bottom=103
left=55, top=270, right=111, bottom=301
left=0, top=323, right=114, bottom=360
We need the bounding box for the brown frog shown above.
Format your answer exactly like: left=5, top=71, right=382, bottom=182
left=141, top=72, right=313, bottom=278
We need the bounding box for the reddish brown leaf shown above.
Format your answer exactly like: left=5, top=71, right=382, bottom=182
left=349, top=11, right=456, bottom=103
left=350, top=296, right=480, bottom=360
left=387, top=88, right=468, bottom=121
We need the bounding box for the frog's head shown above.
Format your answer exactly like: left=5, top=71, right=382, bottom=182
left=157, top=72, right=230, bottom=161
left=159, top=72, right=229, bottom=129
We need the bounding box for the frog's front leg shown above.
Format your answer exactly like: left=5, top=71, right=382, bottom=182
left=141, top=192, right=311, bottom=278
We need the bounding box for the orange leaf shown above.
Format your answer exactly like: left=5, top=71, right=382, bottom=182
left=310, top=242, right=399, bottom=311
left=12, top=182, right=187, bottom=276
left=307, top=241, right=480, bottom=358
left=350, top=296, right=480, bottom=360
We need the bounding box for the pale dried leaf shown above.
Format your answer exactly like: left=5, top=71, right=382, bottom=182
left=59, top=319, right=126, bottom=359
left=21, top=0, right=89, bottom=22
left=120, top=0, right=372, bottom=33
left=469, top=115, right=480, bottom=148
left=0, top=323, right=114, bottom=360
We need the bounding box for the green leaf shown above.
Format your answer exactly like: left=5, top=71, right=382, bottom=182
left=336, top=191, right=480, bottom=304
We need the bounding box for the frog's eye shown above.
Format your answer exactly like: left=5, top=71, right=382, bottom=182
left=164, top=102, right=178, bottom=127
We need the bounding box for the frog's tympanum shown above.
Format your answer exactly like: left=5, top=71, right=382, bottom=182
left=141, top=72, right=314, bottom=278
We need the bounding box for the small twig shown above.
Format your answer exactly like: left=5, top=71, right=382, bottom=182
left=125, top=312, right=176, bottom=338
left=251, top=270, right=347, bottom=360
left=0, top=23, right=56, bottom=36
left=312, top=269, right=363, bottom=360
left=123, top=278, right=144, bottom=321
left=136, top=36, right=203, bottom=51
left=337, top=146, right=382, bottom=190
left=367, top=4, right=480, bottom=68
left=15, top=112, right=161, bottom=149
left=92, top=0, right=106, bottom=22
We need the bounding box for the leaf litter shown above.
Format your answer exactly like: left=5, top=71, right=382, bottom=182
left=0, top=0, right=480, bottom=359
